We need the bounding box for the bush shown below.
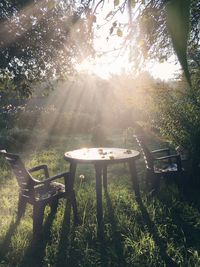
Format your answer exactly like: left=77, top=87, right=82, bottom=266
left=0, top=128, right=33, bottom=150
left=10, top=108, right=95, bottom=135
left=150, top=81, right=200, bottom=181
left=91, top=124, right=108, bottom=146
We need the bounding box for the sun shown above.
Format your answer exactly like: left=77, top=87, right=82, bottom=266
left=77, top=55, right=180, bottom=81
left=77, top=54, right=131, bottom=80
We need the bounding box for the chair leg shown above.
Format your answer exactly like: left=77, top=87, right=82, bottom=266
left=153, top=176, right=160, bottom=194
left=70, top=190, right=79, bottom=224
left=17, top=194, right=27, bottom=221
left=147, top=173, right=160, bottom=194
left=50, top=198, right=59, bottom=214
left=33, top=203, right=45, bottom=240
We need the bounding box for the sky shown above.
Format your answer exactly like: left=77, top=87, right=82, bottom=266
left=77, top=0, right=181, bottom=81
left=78, top=55, right=181, bottom=81
left=146, top=60, right=181, bottom=81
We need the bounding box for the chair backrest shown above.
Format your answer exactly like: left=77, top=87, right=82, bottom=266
left=134, top=135, right=154, bottom=170
left=0, top=150, right=35, bottom=198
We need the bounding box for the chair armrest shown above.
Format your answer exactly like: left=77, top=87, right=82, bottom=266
left=35, top=172, right=69, bottom=185
left=151, top=148, right=170, bottom=154
left=156, top=154, right=180, bottom=160
left=28, top=164, right=49, bottom=178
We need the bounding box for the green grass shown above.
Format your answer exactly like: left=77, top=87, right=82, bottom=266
left=0, top=133, right=200, bottom=267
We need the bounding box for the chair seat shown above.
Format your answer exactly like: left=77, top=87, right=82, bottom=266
left=154, top=163, right=178, bottom=173
left=34, top=182, right=65, bottom=201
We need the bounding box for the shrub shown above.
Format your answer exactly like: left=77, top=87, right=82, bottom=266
left=0, top=128, right=33, bottom=150
left=150, top=81, right=200, bottom=181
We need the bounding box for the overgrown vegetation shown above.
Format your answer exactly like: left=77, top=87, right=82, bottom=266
left=150, top=83, right=200, bottom=180
left=0, top=134, right=200, bottom=267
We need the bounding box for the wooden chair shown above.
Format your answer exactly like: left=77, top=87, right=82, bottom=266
left=0, top=150, right=78, bottom=239
left=134, top=135, right=184, bottom=193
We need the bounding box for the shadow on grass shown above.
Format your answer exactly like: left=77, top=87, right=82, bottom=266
left=183, top=183, right=200, bottom=210
left=20, top=206, right=60, bottom=267
left=0, top=217, right=20, bottom=262
left=136, top=196, right=179, bottom=267
left=97, top=220, right=109, bottom=267
left=55, top=199, right=72, bottom=267
left=157, top=182, right=200, bottom=249
left=65, top=206, right=109, bottom=267
left=104, top=190, right=127, bottom=267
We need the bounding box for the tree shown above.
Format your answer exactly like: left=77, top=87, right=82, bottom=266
left=136, top=0, right=198, bottom=85
left=93, top=0, right=199, bottom=84
left=1, top=0, right=199, bottom=96
left=0, top=0, right=94, bottom=96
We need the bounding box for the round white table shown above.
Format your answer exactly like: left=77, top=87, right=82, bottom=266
left=64, top=147, right=140, bottom=224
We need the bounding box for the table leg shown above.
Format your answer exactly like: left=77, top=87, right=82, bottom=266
left=95, top=164, right=103, bottom=224
left=69, top=162, right=79, bottom=224
left=129, top=160, right=140, bottom=200
left=103, top=165, right=107, bottom=191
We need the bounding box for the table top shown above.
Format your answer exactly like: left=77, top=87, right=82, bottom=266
left=64, top=147, right=140, bottom=164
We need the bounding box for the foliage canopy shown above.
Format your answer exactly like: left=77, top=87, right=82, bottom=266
left=0, top=0, right=93, bottom=96
left=94, top=0, right=199, bottom=84
left=0, top=0, right=199, bottom=96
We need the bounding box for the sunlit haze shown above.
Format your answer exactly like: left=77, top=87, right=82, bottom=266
left=77, top=1, right=180, bottom=81
left=77, top=57, right=181, bottom=81
left=77, top=56, right=132, bottom=79
left=147, top=60, right=181, bottom=81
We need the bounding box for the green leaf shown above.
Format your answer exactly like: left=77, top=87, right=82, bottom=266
left=110, top=27, right=114, bottom=35
left=48, top=1, right=56, bottom=10
left=105, top=11, right=112, bottom=19
left=113, top=21, right=117, bottom=27
left=131, top=0, right=136, bottom=8
left=117, top=28, right=123, bottom=37
left=114, top=0, right=120, bottom=6
left=166, top=0, right=191, bottom=86
left=92, top=15, right=96, bottom=23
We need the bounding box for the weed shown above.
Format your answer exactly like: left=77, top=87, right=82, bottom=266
left=0, top=134, right=200, bottom=266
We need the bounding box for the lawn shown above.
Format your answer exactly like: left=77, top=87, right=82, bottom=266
left=0, top=132, right=200, bottom=267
